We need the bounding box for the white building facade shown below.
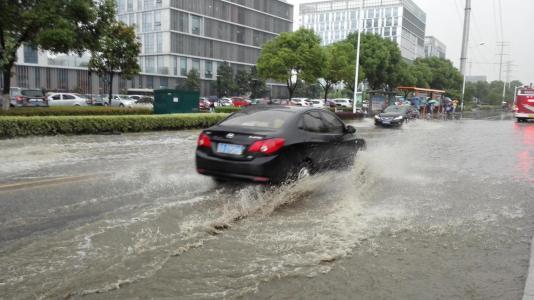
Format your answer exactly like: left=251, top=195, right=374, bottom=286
left=298, top=0, right=426, bottom=61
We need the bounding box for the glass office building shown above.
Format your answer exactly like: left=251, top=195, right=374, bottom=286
left=3, top=0, right=293, bottom=97
left=424, top=36, right=447, bottom=59
left=299, top=0, right=426, bottom=61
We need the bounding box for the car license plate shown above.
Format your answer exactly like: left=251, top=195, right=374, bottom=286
left=217, top=143, right=244, bottom=155
left=29, top=99, right=41, bottom=102
left=383, top=120, right=391, bottom=124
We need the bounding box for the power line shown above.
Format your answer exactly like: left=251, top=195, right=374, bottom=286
left=496, top=41, right=509, bottom=82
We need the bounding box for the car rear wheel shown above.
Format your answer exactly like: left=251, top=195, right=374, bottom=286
left=295, top=161, right=313, bottom=181
left=119, top=103, right=125, bottom=108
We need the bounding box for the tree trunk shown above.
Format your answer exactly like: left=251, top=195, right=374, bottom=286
left=2, top=68, right=12, bottom=111
left=323, top=83, right=331, bottom=102
left=108, top=72, right=113, bottom=105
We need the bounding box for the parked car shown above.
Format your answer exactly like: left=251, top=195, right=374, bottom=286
left=47, top=93, right=89, bottom=106
left=84, top=94, right=108, bottom=106
left=333, top=98, right=353, bottom=108
left=220, top=98, right=233, bottom=106
left=290, top=98, right=312, bottom=106
left=232, top=97, right=250, bottom=107
left=250, top=98, right=270, bottom=105
left=310, top=99, right=325, bottom=108
left=110, top=95, right=136, bottom=107
left=374, top=105, right=412, bottom=127
left=196, top=106, right=366, bottom=184
left=132, top=96, right=154, bottom=109
left=199, top=98, right=211, bottom=110
left=9, top=87, right=48, bottom=107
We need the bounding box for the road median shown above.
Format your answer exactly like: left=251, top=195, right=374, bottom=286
left=0, top=113, right=228, bottom=138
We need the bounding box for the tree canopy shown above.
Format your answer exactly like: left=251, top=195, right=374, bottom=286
left=1, top=0, right=114, bottom=110
left=88, top=17, right=141, bottom=101
left=184, top=69, right=201, bottom=91
left=257, top=28, right=324, bottom=99
left=319, top=41, right=356, bottom=101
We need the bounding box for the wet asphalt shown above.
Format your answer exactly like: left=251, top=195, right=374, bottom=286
left=0, top=114, right=533, bottom=299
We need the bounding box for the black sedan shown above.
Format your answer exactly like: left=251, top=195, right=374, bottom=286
left=374, top=105, right=413, bottom=127
left=196, top=106, right=366, bottom=184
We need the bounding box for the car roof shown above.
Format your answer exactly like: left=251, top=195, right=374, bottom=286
left=240, top=105, right=321, bottom=114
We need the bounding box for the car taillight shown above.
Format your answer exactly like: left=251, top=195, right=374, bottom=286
left=248, top=138, right=285, bottom=155
left=197, top=133, right=212, bottom=148
left=16, top=96, right=25, bottom=102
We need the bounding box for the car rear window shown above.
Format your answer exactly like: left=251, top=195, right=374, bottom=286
left=21, top=90, right=44, bottom=97
left=220, top=110, right=293, bottom=129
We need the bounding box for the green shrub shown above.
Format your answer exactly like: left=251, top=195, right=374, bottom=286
left=0, top=106, right=153, bottom=116
left=214, top=107, right=242, bottom=113
left=0, top=113, right=229, bottom=138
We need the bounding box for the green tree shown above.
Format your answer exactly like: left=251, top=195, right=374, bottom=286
left=88, top=19, right=141, bottom=102
left=319, top=41, right=354, bottom=101
left=216, top=62, right=236, bottom=97
left=249, top=67, right=268, bottom=99
left=344, top=33, right=402, bottom=91
left=257, top=28, right=324, bottom=100
left=413, top=57, right=463, bottom=91
left=184, top=69, right=201, bottom=91
left=234, top=70, right=251, bottom=95
left=0, top=0, right=113, bottom=111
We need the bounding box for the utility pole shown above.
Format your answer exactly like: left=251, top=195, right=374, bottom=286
left=502, top=60, right=517, bottom=102
left=496, top=42, right=509, bottom=81
left=459, top=0, right=471, bottom=75
left=459, top=0, right=472, bottom=112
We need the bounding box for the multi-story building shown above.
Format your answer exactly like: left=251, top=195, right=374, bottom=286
left=1, top=0, right=293, bottom=97
left=424, top=36, right=447, bottom=59
left=298, top=0, right=426, bottom=61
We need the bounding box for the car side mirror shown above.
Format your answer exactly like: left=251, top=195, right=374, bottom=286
left=345, top=125, right=356, bottom=134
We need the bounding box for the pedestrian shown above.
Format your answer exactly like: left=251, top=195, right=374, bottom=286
left=209, top=100, right=215, bottom=113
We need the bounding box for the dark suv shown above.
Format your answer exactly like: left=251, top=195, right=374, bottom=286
left=10, top=87, right=48, bottom=107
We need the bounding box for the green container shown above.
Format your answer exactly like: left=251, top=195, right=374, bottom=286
left=154, top=89, right=200, bottom=114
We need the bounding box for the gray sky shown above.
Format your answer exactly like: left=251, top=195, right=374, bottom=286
left=287, top=0, right=534, bottom=84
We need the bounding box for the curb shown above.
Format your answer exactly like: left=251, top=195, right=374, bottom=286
left=523, top=235, right=534, bottom=300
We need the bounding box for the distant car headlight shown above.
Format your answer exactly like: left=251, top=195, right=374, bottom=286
left=374, top=115, right=381, bottom=119
left=394, top=116, right=403, bottom=120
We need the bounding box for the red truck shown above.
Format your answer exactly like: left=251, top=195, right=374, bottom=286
left=514, top=87, right=534, bottom=123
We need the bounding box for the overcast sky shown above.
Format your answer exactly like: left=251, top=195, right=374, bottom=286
left=287, top=0, right=534, bottom=84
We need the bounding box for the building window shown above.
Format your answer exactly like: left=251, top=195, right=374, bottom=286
left=142, top=12, right=152, bottom=32
left=172, top=56, right=178, bottom=76
left=23, top=44, right=38, bottom=64
left=127, top=0, right=133, bottom=12
left=191, top=15, right=202, bottom=35
left=205, top=61, right=213, bottom=79
left=154, top=10, right=161, bottom=31
left=147, top=76, right=154, bottom=88
left=144, top=33, right=154, bottom=54
left=145, top=56, right=155, bottom=73
left=192, top=59, right=200, bottom=73
left=160, top=76, right=168, bottom=88
left=156, top=32, right=162, bottom=53
left=180, top=57, right=187, bottom=76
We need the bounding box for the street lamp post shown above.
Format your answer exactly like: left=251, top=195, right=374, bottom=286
left=352, top=0, right=364, bottom=114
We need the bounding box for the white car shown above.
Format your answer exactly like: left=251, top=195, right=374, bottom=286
left=47, top=93, right=89, bottom=106
left=220, top=98, right=233, bottom=106
left=310, top=99, right=325, bottom=108
left=333, top=98, right=353, bottom=108
left=110, top=95, right=136, bottom=108
left=291, top=98, right=311, bottom=106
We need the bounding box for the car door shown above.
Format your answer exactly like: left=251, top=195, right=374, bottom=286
left=299, top=111, right=330, bottom=168
left=62, top=94, right=77, bottom=106
left=48, top=94, right=61, bottom=106
left=319, top=110, right=357, bottom=166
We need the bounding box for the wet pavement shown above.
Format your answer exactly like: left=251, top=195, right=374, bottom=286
left=0, top=115, right=533, bottom=299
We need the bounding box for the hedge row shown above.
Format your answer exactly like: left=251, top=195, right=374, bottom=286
left=0, top=114, right=228, bottom=138
left=214, top=107, right=243, bottom=113
left=0, top=106, right=153, bottom=116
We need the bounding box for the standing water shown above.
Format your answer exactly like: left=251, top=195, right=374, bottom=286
left=0, top=118, right=533, bottom=299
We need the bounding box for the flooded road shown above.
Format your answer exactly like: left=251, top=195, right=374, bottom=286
left=0, top=117, right=533, bottom=299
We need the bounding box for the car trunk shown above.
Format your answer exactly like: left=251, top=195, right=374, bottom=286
left=205, top=127, right=277, bottom=160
